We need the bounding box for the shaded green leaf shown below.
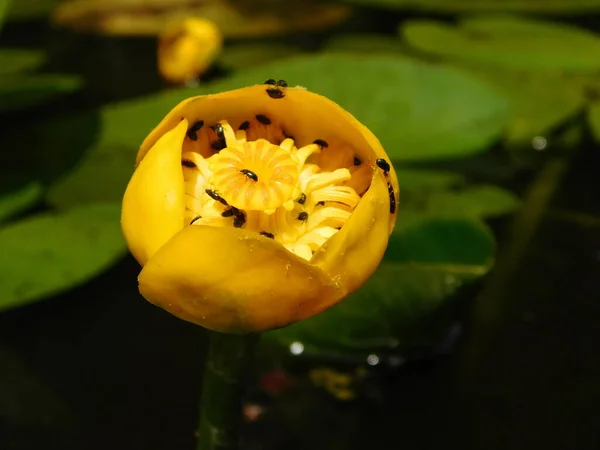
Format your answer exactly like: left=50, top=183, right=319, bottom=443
left=265, top=214, right=495, bottom=357
left=49, top=54, right=509, bottom=208
left=6, top=0, right=62, bottom=20
left=0, top=74, right=82, bottom=112
left=396, top=168, right=465, bottom=190
left=402, top=185, right=521, bottom=218
left=401, top=16, right=600, bottom=72
left=587, top=101, right=600, bottom=143
left=342, top=0, right=600, bottom=15
left=0, top=182, right=43, bottom=224
left=323, top=33, right=407, bottom=54
left=0, top=49, right=46, bottom=76
left=460, top=68, right=586, bottom=146
left=0, top=202, right=126, bottom=312
left=218, top=43, right=306, bottom=71
left=0, top=0, right=11, bottom=29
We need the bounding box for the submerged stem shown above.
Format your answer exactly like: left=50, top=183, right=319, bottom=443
left=196, top=331, right=259, bottom=450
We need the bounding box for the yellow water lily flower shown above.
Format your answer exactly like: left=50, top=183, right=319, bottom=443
left=158, top=17, right=222, bottom=84
left=121, top=81, right=399, bottom=333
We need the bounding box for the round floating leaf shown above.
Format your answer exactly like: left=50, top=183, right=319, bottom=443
left=0, top=182, right=43, bottom=224
left=396, top=168, right=465, bottom=191
left=342, top=0, right=600, bottom=14
left=401, top=16, right=600, bottom=72
left=0, top=74, right=82, bottom=113
left=323, top=33, right=408, bottom=54
left=0, top=49, right=46, bottom=76
left=264, top=214, right=495, bottom=357
left=459, top=68, right=587, bottom=145
left=0, top=202, right=126, bottom=312
left=49, top=54, right=509, bottom=209
left=403, top=185, right=521, bottom=218
left=587, top=101, right=600, bottom=143
left=218, top=43, right=306, bottom=71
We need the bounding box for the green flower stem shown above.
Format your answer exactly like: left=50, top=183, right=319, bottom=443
left=196, top=331, right=259, bottom=450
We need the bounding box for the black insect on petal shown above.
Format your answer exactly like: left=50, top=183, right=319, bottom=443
left=260, top=231, right=275, bottom=239
left=297, top=212, right=309, bottom=221
left=212, top=123, right=225, bottom=140
left=256, top=114, right=271, bottom=125
left=240, top=169, right=258, bottom=182
left=239, top=121, right=250, bottom=131
left=211, top=139, right=227, bottom=151
left=221, top=207, right=239, bottom=218
left=376, top=158, right=391, bottom=174
left=233, top=211, right=246, bottom=228
left=266, top=88, right=285, bottom=99
left=264, top=79, right=276, bottom=85
left=190, top=215, right=202, bottom=225
left=182, top=160, right=196, bottom=168
left=276, top=80, right=288, bottom=87
left=387, top=182, right=397, bottom=214
left=313, top=139, right=328, bottom=148
left=186, top=120, right=204, bottom=141
left=296, top=193, right=306, bottom=205
left=353, top=157, right=362, bottom=166
left=205, top=189, right=228, bottom=206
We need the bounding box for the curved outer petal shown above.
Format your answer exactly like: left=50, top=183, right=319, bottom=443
left=312, top=169, right=393, bottom=295
left=138, top=225, right=346, bottom=333
left=121, top=119, right=187, bottom=265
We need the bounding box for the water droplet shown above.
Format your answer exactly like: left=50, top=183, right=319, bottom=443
left=290, top=342, right=304, bottom=355
left=532, top=136, right=547, bottom=150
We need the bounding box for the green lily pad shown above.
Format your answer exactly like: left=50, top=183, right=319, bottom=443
left=403, top=185, right=521, bottom=218
left=460, top=68, right=587, bottom=146
left=396, top=168, right=465, bottom=191
left=587, top=101, right=600, bottom=143
left=0, top=202, right=126, bottom=312
left=342, top=0, right=600, bottom=14
left=264, top=214, right=495, bottom=357
left=0, top=182, right=43, bottom=224
left=5, top=0, right=62, bottom=20
left=0, top=74, right=82, bottom=113
left=323, top=33, right=407, bottom=54
left=49, top=54, right=509, bottom=208
left=218, top=43, right=306, bottom=71
left=401, top=16, right=600, bottom=72
left=0, top=0, right=11, bottom=28
left=0, top=49, right=46, bottom=76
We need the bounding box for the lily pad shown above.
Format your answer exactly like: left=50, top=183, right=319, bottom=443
left=0, top=202, right=126, bottom=312
left=0, top=49, right=46, bottom=76
left=587, top=101, right=600, bottom=143
left=218, top=43, right=306, bottom=71
left=342, top=0, right=600, bottom=14
left=402, top=185, right=521, bottom=218
left=401, top=16, right=600, bottom=72
left=264, top=214, right=495, bottom=357
left=459, top=68, right=587, bottom=146
left=0, top=182, right=43, bottom=224
left=0, top=74, right=82, bottom=113
left=323, top=33, right=408, bottom=55
left=0, top=0, right=11, bottom=28
left=396, top=168, right=465, bottom=190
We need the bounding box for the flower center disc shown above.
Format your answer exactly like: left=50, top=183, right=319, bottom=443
left=209, top=139, right=298, bottom=211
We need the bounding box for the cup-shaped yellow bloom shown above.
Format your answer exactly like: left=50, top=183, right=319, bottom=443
left=122, top=81, right=399, bottom=333
left=158, top=18, right=222, bottom=84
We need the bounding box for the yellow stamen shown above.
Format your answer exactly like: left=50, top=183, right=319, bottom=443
left=181, top=120, right=370, bottom=261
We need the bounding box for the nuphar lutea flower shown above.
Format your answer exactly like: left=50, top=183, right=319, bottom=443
left=121, top=80, right=399, bottom=333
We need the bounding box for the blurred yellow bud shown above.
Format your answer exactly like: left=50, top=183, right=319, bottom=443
left=158, top=18, right=222, bottom=84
